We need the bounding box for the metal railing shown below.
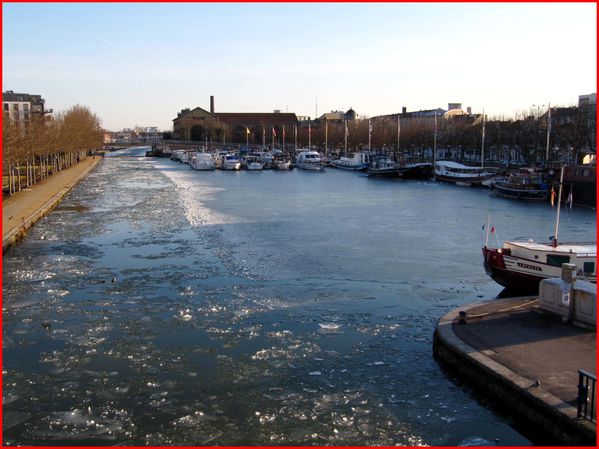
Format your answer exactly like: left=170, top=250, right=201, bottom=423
left=577, top=369, right=596, bottom=422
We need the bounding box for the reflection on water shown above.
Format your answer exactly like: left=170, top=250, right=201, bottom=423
left=3, top=148, right=595, bottom=445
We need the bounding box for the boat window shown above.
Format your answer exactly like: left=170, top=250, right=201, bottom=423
left=546, top=255, right=570, bottom=267
left=583, top=262, right=595, bottom=275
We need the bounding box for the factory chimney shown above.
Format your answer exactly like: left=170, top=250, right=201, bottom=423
left=210, top=96, right=215, bottom=114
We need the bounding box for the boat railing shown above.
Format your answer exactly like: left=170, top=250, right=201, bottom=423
left=577, top=370, right=596, bottom=423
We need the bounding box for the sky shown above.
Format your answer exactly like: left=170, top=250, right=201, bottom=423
left=2, top=2, right=596, bottom=131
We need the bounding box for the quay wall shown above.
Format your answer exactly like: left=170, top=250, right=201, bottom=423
left=2, top=156, right=102, bottom=252
left=433, top=306, right=596, bottom=446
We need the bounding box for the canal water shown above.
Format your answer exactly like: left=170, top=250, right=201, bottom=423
left=3, top=147, right=595, bottom=445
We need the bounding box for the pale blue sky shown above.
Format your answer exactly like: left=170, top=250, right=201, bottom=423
left=3, top=3, right=596, bottom=131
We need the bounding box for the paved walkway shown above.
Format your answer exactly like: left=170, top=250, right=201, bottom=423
left=435, top=296, right=596, bottom=444
left=2, top=156, right=102, bottom=250
left=452, top=297, right=596, bottom=406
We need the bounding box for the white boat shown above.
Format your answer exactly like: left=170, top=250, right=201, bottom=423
left=274, top=158, right=292, bottom=170
left=482, top=167, right=596, bottom=293
left=179, top=151, right=191, bottom=164
left=295, top=150, right=325, bottom=171
left=220, top=154, right=241, bottom=171
left=330, top=152, right=373, bottom=171
left=241, top=155, right=263, bottom=171
left=189, top=152, right=215, bottom=171
left=434, top=161, right=500, bottom=186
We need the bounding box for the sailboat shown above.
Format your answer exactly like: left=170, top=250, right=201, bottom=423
left=482, top=166, right=596, bottom=293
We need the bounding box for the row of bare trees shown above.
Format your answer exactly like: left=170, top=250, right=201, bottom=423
left=3, top=105, right=103, bottom=195
left=184, top=104, right=594, bottom=165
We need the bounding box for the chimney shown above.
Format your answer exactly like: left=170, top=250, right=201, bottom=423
left=210, top=96, right=214, bottom=114
left=402, top=106, right=407, bottom=114
left=467, top=106, right=472, bottom=114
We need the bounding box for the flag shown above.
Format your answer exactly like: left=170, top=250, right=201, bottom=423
left=246, top=127, right=251, bottom=135
left=368, top=119, right=372, bottom=133
left=491, top=226, right=495, bottom=233
left=272, top=127, right=277, bottom=137
left=282, top=125, right=286, bottom=138
left=550, top=186, right=556, bottom=207
left=567, top=186, right=573, bottom=210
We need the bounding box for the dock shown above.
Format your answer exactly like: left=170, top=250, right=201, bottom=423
left=2, top=156, right=102, bottom=252
left=434, top=296, right=596, bottom=445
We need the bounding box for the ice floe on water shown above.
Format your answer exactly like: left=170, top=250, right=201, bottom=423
left=1, top=155, right=535, bottom=445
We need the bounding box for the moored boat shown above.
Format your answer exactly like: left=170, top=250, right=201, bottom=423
left=220, top=154, right=242, bottom=171
left=434, top=161, right=501, bottom=186
left=295, top=150, right=325, bottom=171
left=483, top=240, right=596, bottom=293
left=367, top=157, right=400, bottom=178
left=490, top=171, right=550, bottom=200
left=397, top=162, right=433, bottom=179
left=189, top=152, right=216, bottom=170
left=330, top=152, right=373, bottom=171
left=241, top=155, right=264, bottom=171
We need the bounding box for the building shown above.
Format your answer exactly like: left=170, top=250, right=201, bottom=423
left=578, top=93, right=596, bottom=107
left=2, top=90, right=49, bottom=126
left=173, top=96, right=299, bottom=143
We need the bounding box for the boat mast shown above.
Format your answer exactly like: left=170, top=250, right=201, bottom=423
left=344, top=120, right=348, bottom=154
left=481, top=109, right=485, bottom=169
left=397, top=114, right=401, bottom=163
left=368, top=118, right=372, bottom=151
left=433, top=113, right=437, bottom=178
left=553, top=165, right=564, bottom=247
left=308, top=121, right=311, bottom=149
left=325, top=120, right=328, bottom=157
left=545, top=103, right=551, bottom=163
left=484, top=214, right=491, bottom=247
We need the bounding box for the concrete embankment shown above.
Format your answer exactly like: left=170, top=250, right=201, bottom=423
left=2, top=156, right=102, bottom=251
left=433, top=297, right=596, bottom=445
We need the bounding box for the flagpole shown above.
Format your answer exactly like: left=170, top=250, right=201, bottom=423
left=294, top=124, right=297, bottom=152
left=272, top=127, right=275, bottom=150
left=308, top=121, right=311, bottom=149
left=246, top=126, right=249, bottom=149
left=368, top=118, right=371, bottom=151
left=262, top=126, right=265, bottom=148
left=282, top=125, right=285, bottom=152
left=553, top=165, right=564, bottom=247
left=485, top=214, right=491, bottom=247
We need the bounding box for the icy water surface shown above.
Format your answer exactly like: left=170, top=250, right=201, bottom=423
left=3, top=147, right=596, bottom=445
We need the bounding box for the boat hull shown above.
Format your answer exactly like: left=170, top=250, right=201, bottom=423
left=367, top=168, right=400, bottom=178
left=482, top=247, right=545, bottom=294
left=491, top=184, right=548, bottom=200
left=330, top=161, right=368, bottom=171
left=296, top=162, right=325, bottom=171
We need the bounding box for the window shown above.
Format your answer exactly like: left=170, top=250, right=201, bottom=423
left=546, top=255, right=570, bottom=267
left=3, top=103, right=8, bottom=111
left=583, top=262, right=595, bottom=275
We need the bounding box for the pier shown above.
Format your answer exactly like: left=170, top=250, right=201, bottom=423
left=434, top=296, right=596, bottom=445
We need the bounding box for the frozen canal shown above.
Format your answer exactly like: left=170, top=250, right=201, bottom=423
left=3, top=147, right=596, bottom=445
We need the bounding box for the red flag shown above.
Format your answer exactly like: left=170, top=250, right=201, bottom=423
left=491, top=226, right=495, bottom=233
left=272, top=127, right=277, bottom=137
